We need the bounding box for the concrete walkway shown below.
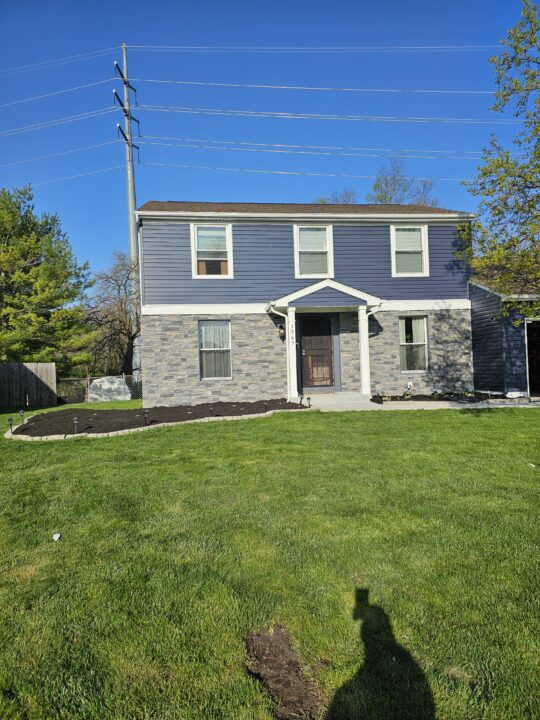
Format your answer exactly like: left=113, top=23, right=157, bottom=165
left=308, top=392, right=540, bottom=412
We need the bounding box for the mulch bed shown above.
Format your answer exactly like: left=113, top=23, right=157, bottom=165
left=246, top=626, right=320, bottom=720
left=13, top=399, right=305, bottom=438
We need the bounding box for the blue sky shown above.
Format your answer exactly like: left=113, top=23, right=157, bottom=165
left=0, top=0, right=521, bottom=272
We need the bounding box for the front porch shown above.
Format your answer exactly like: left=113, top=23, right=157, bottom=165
left=268, top=279, right=380, bottom=402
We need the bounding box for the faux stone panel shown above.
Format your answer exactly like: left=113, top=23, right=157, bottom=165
left=141, top=314, right=287, bottom=406
left=369, top=309, right=473, bottom=395
left=339, top=313, right=361, bottom=391
left=142, top=309, right=473, bottom=406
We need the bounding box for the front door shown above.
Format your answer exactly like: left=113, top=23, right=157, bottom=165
left=301, top=316, right=334, bottom=388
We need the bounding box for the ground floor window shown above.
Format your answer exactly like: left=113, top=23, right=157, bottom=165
left=399, top=316, right=427, bottom=371
left=199, top=320, right=232, bottom=379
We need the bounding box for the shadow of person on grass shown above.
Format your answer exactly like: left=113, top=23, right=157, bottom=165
left=326, top=589, right=435, bottom=720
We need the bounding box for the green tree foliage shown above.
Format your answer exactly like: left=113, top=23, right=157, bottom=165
left=0, top=186, right=92, bottom=373
left=467, top=0, right=539, bottom=316
left=366, top=158, right=439, bottom=206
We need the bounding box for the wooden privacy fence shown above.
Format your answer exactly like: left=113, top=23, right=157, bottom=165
left=0, top=362, right=57, bottom=407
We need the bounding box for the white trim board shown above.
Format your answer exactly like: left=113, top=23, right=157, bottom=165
left=137, top=210, right=475, bottom=222
left=142, top=304, right=269, bottom=315
left=141, top=298, right=471, bottom=315
left=379, top=299, right=471, bottom=311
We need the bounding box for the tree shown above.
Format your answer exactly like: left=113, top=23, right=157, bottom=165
left=365, top=158, right=439, bottom=206
left=466, top=0, right=539, bottom=317
left=0, top=186, right=91, bottom=374
left=314, top=187, right=358, bottom=204
left=85, top=251, right=139, bottom=375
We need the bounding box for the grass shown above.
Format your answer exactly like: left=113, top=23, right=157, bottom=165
left=0, top=404, right=538, bottom=719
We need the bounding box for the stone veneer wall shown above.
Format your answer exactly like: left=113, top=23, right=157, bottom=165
left=339, top=313, right=361, bottom=391
left=336, top=309, right=473, bottom=396
left=369, top=309, right=473, bottom=395
left=141, top=314, right=287, bottom=407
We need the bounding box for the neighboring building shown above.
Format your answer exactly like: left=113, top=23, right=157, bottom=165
left=469, top=282, right=539, bottom=397
left=137, top=201, right=475, bottom=406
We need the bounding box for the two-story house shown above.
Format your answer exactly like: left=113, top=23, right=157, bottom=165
left=137, top=201, right=475, bottom=406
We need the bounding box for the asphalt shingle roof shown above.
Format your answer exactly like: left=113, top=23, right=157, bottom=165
left=138, top=200, right=470, bottom=215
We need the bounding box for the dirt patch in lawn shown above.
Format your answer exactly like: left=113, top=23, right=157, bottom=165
left=246, top=625, right=320, bottom=720
left=13, top=399, right=305, bottom=437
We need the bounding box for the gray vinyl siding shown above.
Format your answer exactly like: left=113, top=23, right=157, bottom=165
left=140, top=221, right=468, bottom=304
left=470, top=284, right=505, bottom=392
left=502, top=312, right=528, bottom=393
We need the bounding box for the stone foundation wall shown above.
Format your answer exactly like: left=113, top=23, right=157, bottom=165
left=141, top=314, right=287, bottom=407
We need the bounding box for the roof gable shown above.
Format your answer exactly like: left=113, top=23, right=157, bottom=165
left=273, top=280, right=380, bottom=308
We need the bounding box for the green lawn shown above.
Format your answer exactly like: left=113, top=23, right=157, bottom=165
left=0, top=406, right=538, bottom=719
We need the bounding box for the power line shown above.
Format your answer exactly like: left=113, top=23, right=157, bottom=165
left=142, top=134, right=502, bottom=156
left=138, top=103, right=520, bottom=125
left=32, top=165, right=125, bottom=187
left=0, top=79, right=115, bottom=109
left=0, top=47, right=118, bottom=77
left=140, top=138, right=489, bottom=162
left=142, top=160, right=467, bottom=182
left=129, top=44, right=501, bottom=54
left=0, top=107, right=116, bottom=138
left=133, top=77, right=495, bottom=95
left=0, top=141, right=120, bottom=169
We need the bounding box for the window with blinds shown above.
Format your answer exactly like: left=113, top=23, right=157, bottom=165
left=294, top=225, right=333, bottom=278
left=199, top=320, right=232, bottom=378
left=399, top=316, right=428, bottom=371
left=391, top=226, right=429, bottom=277
left=192, top=225, right=233, bottom=278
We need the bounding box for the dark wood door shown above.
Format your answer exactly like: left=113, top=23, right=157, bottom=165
left=301, top=316, right=334, bottom=387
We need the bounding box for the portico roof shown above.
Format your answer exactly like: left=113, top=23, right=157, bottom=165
left=270, top=279, right=381, bottom=309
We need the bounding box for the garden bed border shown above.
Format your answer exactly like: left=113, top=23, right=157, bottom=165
left=4, top=407, right=312, bottom=442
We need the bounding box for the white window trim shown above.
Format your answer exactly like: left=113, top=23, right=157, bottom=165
left=293, top=225, right=334, bottom=280
left=199, top=320, right=233, bottom=380
left=399, top=315, right=429, bottom=373
left=391, top=224, right=430, bottom=278
left=190, top=223, right=234, bottom=280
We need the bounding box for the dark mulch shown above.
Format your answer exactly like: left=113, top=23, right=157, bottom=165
left=246, top=625, right=320, bottom=720
left=13, top=399, right=305, bottom=437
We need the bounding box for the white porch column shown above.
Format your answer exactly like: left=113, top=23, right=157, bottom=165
left=358, top=305, right=371, bottom=396
left=286, top=307, right=298, bottom=401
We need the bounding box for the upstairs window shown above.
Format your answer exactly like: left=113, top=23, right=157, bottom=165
left=294, top=225, right=334, bottom=279
left=399, top=316, right=428, bottom=371
left=191, top=224, right=233, bottom=278
left=391, top=225, right=429, bottom=277
left=199, top=320, right=232, bottom=379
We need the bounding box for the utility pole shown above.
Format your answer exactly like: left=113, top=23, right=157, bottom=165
left=114, top=43, right=141, bottom=377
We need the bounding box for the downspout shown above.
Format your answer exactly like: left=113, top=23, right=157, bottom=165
left=266, top=303, right=291, bottom=401
left=367, top=303, right=382, bottom=319
left=360, top=303, right=381, bottom=396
